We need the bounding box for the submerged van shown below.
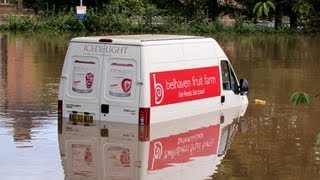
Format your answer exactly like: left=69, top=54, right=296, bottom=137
left=58, top=34, right=248, bottom=125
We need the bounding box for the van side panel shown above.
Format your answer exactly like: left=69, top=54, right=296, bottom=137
left=141, top=41, right=224, bottom=123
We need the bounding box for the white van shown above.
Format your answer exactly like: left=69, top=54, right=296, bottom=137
left=58, top=34, right=248, bottom=126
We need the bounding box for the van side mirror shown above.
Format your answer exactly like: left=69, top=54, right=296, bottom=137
left=239, top=79, right=249, bottom=95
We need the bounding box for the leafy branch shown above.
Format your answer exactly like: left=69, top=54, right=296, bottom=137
left=253, top=1, right=275, bottom=18
left=290, top=92, right=310, bottom=106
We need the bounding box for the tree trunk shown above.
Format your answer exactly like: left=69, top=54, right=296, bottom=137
left=290, top=11, right=298, bottom=29
left=17, top=0, right=23, bottom=14
left=289, top=0, right=298, bottom=29
left=206, top=0, right=218, bottom=21
left=274, top=0, right=282, bottom=29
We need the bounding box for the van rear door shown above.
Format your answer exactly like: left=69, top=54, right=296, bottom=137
left=62, top=42, right=103, bottom=127
left=99, top=45, right=141, bottom=124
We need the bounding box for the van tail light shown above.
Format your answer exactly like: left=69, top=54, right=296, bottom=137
left=58, top=100, right=63, bottom=134
left=139, top=108, right=150, bottom=125
left=139, top=125, right=150, bottom=141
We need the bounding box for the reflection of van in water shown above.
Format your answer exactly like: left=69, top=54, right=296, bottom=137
left=58, top=35, right=249, bottom=125
left=58, top=107, right=246, bottom=180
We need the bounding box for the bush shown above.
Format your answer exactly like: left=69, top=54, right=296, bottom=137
left=234, top=17, right=257, bottom=34
left=82, top=8, right=102, bottom=32
left=42, top=9, right=85, bottom=32
left=190, top=19, right=219, bottom=33
left=6, top=14, right=37, bottom=31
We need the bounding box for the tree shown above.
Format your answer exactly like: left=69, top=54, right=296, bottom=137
left=287, top=0, right=314, bottom=29
left=292, top=0, right=314, bottom=16
left=291, top=0, right=314, bottom=28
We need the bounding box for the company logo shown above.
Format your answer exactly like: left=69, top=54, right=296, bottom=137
left=153, top=74, right=164, bottom=105
left=121, top=78, right=132, bottom=93
left=84, top=44, right=128, bottom=54
left=85, top=72, right=94, bottom=89
left=150, top=141, right=163, bottom=170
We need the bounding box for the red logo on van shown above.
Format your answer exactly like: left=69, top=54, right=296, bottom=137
left=85, top=72, right=94, bottom=89
left=150, top=66, right=221, bottom=106
left=121, top=78, right=132, bottom=93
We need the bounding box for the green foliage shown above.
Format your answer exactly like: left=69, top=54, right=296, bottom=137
left=290, top=91, right=319, bottom=144
left=158, top=18, right=190, bottom=34
left=41, top=9, right=85, bottom=32
left=291, top=92, right=311, bottom=106
left=253, top=2, right=263, bottom=18
left=253, top=1, right=275, bottom=18
left=236, top=22, right=256, bottom=34
left=190, top=19, right=225, bottom=34
left=6, top=14, right=37, bottom=31
left=292, top=1, right=314, bottom=16
left=298, top=10, right=320, bottom=34
left=274, top=25, right=292, bottom=34
left=234, top=17, right=256, bottom=34
left=1, top=0, right=320, bottom=34
left=82, top=8, right=102, bottom=32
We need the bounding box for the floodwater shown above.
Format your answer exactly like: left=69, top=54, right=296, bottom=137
left=0, top=33, right=319, bottom=180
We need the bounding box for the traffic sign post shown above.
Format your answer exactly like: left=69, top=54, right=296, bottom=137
left=76, top=5, right=86, bottom=21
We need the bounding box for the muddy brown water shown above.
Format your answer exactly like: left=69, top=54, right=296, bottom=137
left=0, top=33, right=319, bottom=179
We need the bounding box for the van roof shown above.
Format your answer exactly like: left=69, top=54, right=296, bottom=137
left=70, top=34, right=214, bottom=45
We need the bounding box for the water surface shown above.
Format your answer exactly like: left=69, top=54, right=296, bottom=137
left=0, top=33, right=319, bottom=179
left=213, top=35, right=320, bottom=179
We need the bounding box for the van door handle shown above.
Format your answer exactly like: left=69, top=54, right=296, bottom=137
left=221, top=95, right=225, bottom=103
left=101, top=104, right=109, bottom=114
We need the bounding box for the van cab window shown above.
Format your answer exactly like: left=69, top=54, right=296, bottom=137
left=221, top=61, right=239, bottom=94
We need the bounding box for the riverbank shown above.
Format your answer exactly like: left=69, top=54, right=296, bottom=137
left=0, top=10, right=318, bottom=35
